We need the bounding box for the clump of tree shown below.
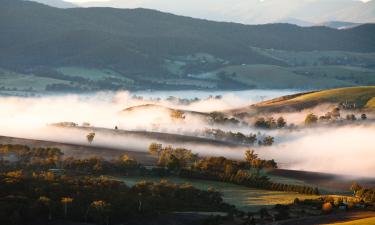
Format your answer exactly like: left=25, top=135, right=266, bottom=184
left=179, top=149, right=316, bottom=195
left=350, top=182, right=375, bottom=203
left=86, top=132, right=95, bottom=144
left=255, top=116, right=287, bottom=129
left=202, top=128, right=257, bottom=145
left=148, top=143, right=197, bottom=170
left=0, top=144, right=145, bottom=176
left=209, top=112, right=240, bottom=125
left=346, top=114, right=357, bottom=121
left=305, top=113, right=318, bottom=126
left=258, top=136, right=275, bottom=146
left=51, top=122, right=78, bottom=127
left=0, top=172, right=234, bottom=225
left=245, top=149, right=277, bottom=175
left=170, top=110, right=185, bottom=120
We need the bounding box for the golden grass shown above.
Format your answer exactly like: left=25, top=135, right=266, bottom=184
left=365, top=97, right=375, bottom=109
left=114, top=176, right=319, bottom=211
left=322, top=217, right=375, bottom=225
left=256, top=86, right=375, bottom=110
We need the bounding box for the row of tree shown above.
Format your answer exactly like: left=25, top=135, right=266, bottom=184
left=0, top=171, right=234, bottom=225
left=199, top=129, right=274, bottom=146
left=254, top=117, right=286, bottom=129
left=305, top=107, right=368, bottom=125
left=350, top=182, right=375, bottom=203
left=148, top=144, right=318, bottom=195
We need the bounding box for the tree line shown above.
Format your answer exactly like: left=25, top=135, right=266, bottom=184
left=148, top=144, right=319, bottom=195
left=0, top=172, right=234, bottom=225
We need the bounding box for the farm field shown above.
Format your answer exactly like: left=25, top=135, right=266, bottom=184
left=114, top=176, right=320, bottom=211
left=0, top=69, right=70, bottom=92
left=209, top=64, right=375, bottom=89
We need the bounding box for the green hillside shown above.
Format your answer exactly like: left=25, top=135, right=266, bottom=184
left=0, top=0, right=375, bottom=91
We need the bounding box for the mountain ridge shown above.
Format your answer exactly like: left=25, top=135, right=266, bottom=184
left=1, top=0, right=375, bottom=92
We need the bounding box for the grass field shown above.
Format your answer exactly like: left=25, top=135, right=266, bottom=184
left=0, top=69, right=70, bottom=92
left=207, top=64, right=375, bottom=89
left=252, top=47, right=375, bottom=68
left=250, top=86, right=375, bottom=111
left=292, top=86, right=375, bottom=107
left=57, top=67, right=134, bottom=84
left=114, top=176, right=319, bottom=211
left=323, top=217, right=375, bottom=225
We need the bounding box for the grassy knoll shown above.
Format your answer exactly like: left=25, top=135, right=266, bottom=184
left=115, top=176, right=319, bottom=211
left=365, top=97, right=375, bottom=109
left=323, top=217, right=375, bottom=225
left=251, top=86, right=375, bottom=112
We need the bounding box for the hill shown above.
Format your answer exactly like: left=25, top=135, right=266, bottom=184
left=232, top=86, right=375, bottom=113
left=26, top=0, right=76, bottom=8
left=317, top=21, right=362, bottom=30
left=1, top=0, right=375, bottom=92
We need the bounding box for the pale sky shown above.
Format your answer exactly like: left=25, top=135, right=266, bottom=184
left=66, top=0, right=371, bottom=3
left=61, top=0, right=374, bottom=24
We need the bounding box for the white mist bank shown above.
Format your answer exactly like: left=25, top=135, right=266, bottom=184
left=0, top=90, right=295, bottom=133
left=0, top=90, right=374, bottom=178
left=256, top=125, right=375, bottom=178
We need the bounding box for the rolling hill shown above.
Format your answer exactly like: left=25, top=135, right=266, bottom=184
left=25, top=0, right=76, bottom=8
left=232, top=86, right=375, bottom=113
left=1, top=0, right=375, bottom=92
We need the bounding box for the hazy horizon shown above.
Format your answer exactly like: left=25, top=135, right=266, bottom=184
left=59, top=0, right=375, bottom=25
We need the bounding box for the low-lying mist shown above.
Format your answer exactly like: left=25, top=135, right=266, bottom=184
left=0, top=90, right=374, bottom=178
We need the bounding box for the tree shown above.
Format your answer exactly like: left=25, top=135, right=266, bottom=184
left=252, top=159, right=263, bottom=176
left=61, top=197, right=73, bottom=218
left=148, top=143, right=162, bottom=156
left=305, top=113, right=318, bottom=125
left=87, top=200, right=111, bottom=225
left=86, top=132, right=95, bottom=144
left=331, top=107, right=341, bottom=119
left=346, top=114, right=356, bottom=121
left=37, top=196, right=52, bottom=220
left=260, top=136, right=274, bottom=146
left=245, top=149, right=258, bottom=167
left=350, top=182, right=362, bottom=196
left=277, top=117, right=286, bottom=128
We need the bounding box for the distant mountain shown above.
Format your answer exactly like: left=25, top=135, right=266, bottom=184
left=26, top=0, right=76, bottom=8
left=277, top=18, right=314, bottom=27
left=1, top=0, right=375, bottom=92
left=80, top=0, right=375, bottom=25
left=317, top=21, right=362, bottom=30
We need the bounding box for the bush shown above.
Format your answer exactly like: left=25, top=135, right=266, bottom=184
left=322, top=202, right=333, bottom=214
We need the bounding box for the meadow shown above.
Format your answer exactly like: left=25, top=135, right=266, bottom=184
left=115, top=176, right=320, bottom=211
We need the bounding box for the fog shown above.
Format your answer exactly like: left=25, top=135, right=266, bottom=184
left=257, top=125, right=375, bottom=178
left=0, top=90, right=374, bottom=178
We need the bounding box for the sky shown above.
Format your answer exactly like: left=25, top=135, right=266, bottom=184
left=61, top=0, right=374, bottom=24
left=66, top=0, right=371, bottom=2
